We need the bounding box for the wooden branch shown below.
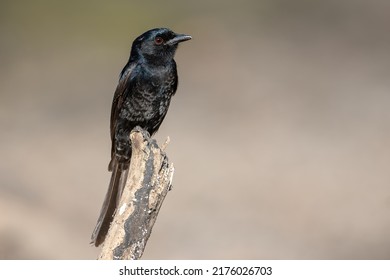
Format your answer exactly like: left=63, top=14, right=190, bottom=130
left=98, top=127, right=174, bottom=260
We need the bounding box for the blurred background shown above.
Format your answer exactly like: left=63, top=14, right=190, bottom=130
left=1, top=0, right=390, bottom=259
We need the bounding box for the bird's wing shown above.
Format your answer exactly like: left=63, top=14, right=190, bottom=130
left=109, top=63, right=136, bottom=165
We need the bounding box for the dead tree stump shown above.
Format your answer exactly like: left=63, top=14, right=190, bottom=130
left=98, top=127, right=174, bottom=260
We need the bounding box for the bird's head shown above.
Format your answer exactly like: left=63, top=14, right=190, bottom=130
left=130, top=28, right=191, bottom=64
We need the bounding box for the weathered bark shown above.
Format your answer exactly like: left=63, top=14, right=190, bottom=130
left=98, top=127, right=174, bottom=260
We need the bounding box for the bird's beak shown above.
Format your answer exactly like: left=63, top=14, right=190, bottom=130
left=166, top=34, right=192, bottom=46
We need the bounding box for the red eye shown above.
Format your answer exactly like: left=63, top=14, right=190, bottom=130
left=154, top=36, right=164, bottom=45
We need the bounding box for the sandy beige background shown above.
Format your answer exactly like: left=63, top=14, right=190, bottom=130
left=1, top=0, right=389, bottom=259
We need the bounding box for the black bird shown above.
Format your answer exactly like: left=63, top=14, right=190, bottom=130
left=91, top=28, right=191, bottom=246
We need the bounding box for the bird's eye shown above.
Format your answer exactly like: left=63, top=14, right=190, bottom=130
left=154, top=36, right=164, bottom=45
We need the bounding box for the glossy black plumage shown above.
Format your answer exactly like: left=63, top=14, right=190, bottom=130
left=91, top=28, right=191, bottom=246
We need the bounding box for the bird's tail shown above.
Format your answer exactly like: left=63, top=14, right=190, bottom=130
left=90, top=160, right=128, bottom=246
